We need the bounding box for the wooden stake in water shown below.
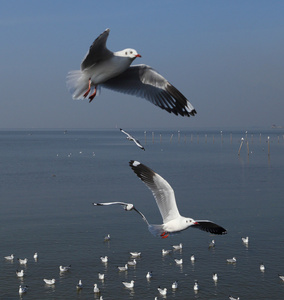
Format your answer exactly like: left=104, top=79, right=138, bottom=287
left=259, top=133, right=262, bottom=143
left=247, top=140, right=249, bottom=156
left=178, top=131, right=180, bottom=143
left=238, top=137, right=244, bottom=156
left=152, top=132, right=154, bottom=144
left=221, top=131, right=223, bottom=143
left=144, top=131, right=147, bottom=145
left=230, top=133, right=232, bottom=144
left=170, top=134, right=173, bottom=143
left=205, top=134, right=207, bottom=143
left=160, top=133, right=162, bottom=144
left=268, top=136, right=270, bottom=156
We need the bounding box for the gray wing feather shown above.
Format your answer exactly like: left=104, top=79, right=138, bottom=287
left=102, top=65, right=196, bottom=117
left=81, top=28, right=113, bottom=70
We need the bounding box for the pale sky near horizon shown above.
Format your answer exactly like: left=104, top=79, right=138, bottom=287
left=0, top=0, right=283, bottom=130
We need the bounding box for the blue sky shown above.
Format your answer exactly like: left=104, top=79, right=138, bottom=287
left=0, top=0, right=283, bottom=129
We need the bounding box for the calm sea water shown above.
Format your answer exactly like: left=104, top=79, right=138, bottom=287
left=0, top=128, right=284, bottom=299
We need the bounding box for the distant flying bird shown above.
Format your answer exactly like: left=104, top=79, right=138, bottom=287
left=67, top=28, right=196, bottom=117
left=129, top=160, right=227, bottom=238
left=242, top=236, right=249, bottom=244
left=33, top=252, right=38, bottom=260
left=93, top=202, right=149, bottom=225
left=98, top=273, right=105, bottom=280
left=191, top=255, right=195, bottom=262
left=120, top=128, right=145, bottom=150
left=213, top=273, right=218, bottom=282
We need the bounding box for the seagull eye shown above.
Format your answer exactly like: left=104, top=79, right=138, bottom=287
left=125, top=51, right=127, bottom=55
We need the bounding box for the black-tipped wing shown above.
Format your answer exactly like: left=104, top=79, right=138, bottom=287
left=129, top=160, right=180, bottom=223
left=93, top=201, right=129, bottom=206
left=192, top=220, right=227, bottom=235
left=81, top=28, right=113, bottom=70
left=120, top=128, right=145, bottom=150
left=102, top=65, right=196, bottom=117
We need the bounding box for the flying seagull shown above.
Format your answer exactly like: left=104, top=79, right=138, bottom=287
left=129, top=160, right=227, bottom=238
left=67, top=28, right=196, bottom=117
left=93, top=201, right=149, bottom=225
left=120, top=128, right=145, bottom=150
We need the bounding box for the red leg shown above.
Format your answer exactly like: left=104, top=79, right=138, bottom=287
left=88, top=86, right=97, bottom=103
left=161, top=232, right=169, bottom=239
left=83, top=79, right=91, bottom=98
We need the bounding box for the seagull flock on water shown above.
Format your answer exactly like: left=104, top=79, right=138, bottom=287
left=5, top=28, right=280, bottom=298
left=5, top=239, right=284, bottom=298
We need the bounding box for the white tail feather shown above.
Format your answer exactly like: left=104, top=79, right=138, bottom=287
left=66, top=70, right=91, bottom=100
left=148, top=224, right=164, bottom=237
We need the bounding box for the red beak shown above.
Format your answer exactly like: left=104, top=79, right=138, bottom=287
left=135, top=54, right=142, bottom=58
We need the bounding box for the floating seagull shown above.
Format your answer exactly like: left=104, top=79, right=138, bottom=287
left=129, top=160, right=227, bottom=238
left=229, top=296, right=240, bottom=300
left=209, top=240, right=215, bottom=248
left=146, top=271, right=153, bottom=279
left=260, top=263, right=265, bottom=272
left=172, top=243, right=183, bottom=250
left=18, top=258, right=28, bottom=265
left=130, top=252, right=141, bottom=258
left=128, top=259, right=137, bottom=266
left=193, top=280, right=199, bottom=291
left=104, top=234, right=111, bottom=242
left=33, top=252, right=38, bottom=260
left=98, top=273, right=105, bottom=280
left=191, top=255, right=195, bottom=262
left=43, top=278, right=56, bottom=285
left=59, top=265, right=71, bottom=272
left=174, top=258, right=183, bottom=265
left=100, top=256, right=108, bottom=263
left=117, top=264, right=128, bottom=271
left=242, top=236, right=249, bottom=244
left=278, top=274, right=284, bottom=281
left=213, top=273, right=218, bottom=282
left=16, top=270, right=24, bottom=277
left=158, top=287, right=167, bottom=296
left=122, top=280, right=135, bottom=289
left=76, top=279, right=83, bottom=290
left=172, top=281, right=178, bottom=289
left=93, top=283, right=100, bottom=293
left=93, top=202, right=148, bottom=224
left=227, top=257, right=237, bottom=263
left=19, top=285, right=28, bottom=294
left=67, top=28, right=196, bottom=117
left=162, top=249, right=172, bottom=255
left=120, top=128, right=145, bottom=151
left=4, top=254, right=14, bottom=260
